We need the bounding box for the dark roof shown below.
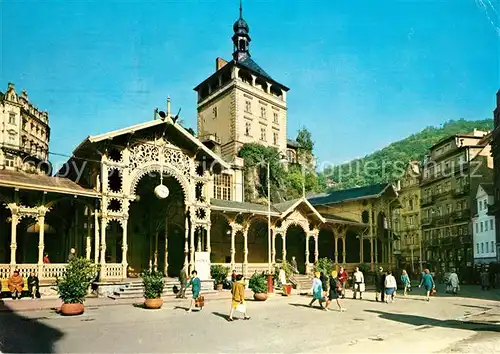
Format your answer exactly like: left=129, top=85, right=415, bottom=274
left=210, top=198, right=280, bottom=214
left=479, top=183, right=494, bottom=196
left=321, top=213, right=367, bottom=227
left=0, top=169, right=99, bottom=198
left=287, top=139, right=300, bottom=148
left=273, top=198, right=299, bottom=213
left=308, top=183, right=393, bottom=206
left=238, top=57, right=272, bottom=80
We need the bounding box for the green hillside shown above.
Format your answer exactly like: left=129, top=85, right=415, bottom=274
left=320, top=119, right=493, bottom=190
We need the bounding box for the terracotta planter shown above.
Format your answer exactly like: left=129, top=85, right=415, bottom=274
left=216, top=283, right=223, bottom=291
left=144, top=298, right=164, bottom=309
left=60, top=303, right=85, bottom=316
left=253, top=292, right=268, bottom=301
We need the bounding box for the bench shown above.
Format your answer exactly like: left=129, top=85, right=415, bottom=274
left=1, top=278, right=30, bottom=298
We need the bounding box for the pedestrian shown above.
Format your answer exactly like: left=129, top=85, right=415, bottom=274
left=176, top=265, right=187, bottom=299
left=67, top=248, right=76, bottom=262
left=338, top=266, right=349, bottom=299
left=325, top=270, right=345, bottom=312
left=419, top=268, right=435, bottom=302
left=186, top=270, right=202, bottom=312
left=384, top=270, right=397, bottom=303
left=28, top=272, right=40, bottom=299
left=308, top=272, right=326, bottom=310
left=480, top=268, right=490, bottom=290
left=228, top=274, right=250, bottom=321
left=43, top=253, right=50, bottom=264
left=352, top=266, right=365, bottom=300
left=448, top=270, right=459, bottom=295
left=401, top=269, right=411, bottom=296
left=319, top=272, right=328, bottom=297
left=375, top=267, right=386, bottom=302
left=291, top=256, right=298, bottom=274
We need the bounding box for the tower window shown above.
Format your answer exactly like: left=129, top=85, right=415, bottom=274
left=273, top=132, right=278, bottom=145
left=245, top=122, right=251, bottom=136
left=239, top=39, right=245, bottom=51
left=213, top=106, right=218, bottom=118
left=260, top=127, right=266, bottom=141
left=273, top=112, right=278, bottom=123
left=245, top=100, right=251, bottom=113
left=8, top=112, right=15, bottom=124
left=260, top=106, right=266, bottom=119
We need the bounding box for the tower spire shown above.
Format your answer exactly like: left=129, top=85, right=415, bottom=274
left=232, top=0, right=250, bottom=61
left=239, top=0, right=243, bottom=18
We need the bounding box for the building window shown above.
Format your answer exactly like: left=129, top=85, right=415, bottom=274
left=286, top=150, right=295, bottom=163
left=273, top=112, right=278, bottom=123
left=492, top=241, right=495, bottom=253
left=245, top=100, right=251, bottom=113
left=480, top=222, right=484, bottom=232
left=476, top=243, right=479, bottom=255
left=481, top=243, right=484, bottom=253
left=273, top=132, right=278, bottom=145
left=260, top=127, right=266, bottom=141
left=8, top=112, right=15, bottom=124
left=212, top=106, right=218, bottom=118
left=485, top=222, right=489, bottom=231
left=486, top=242, right=489, bottom=253
left=409, top=199, right=414, bottom=210
left=245, top=122, right=251, bottom=136
left=476, top=223, right=479, bottom=233
left=260, top=106, right=266, bottom=119
left=479, top=201, right=482, bottom=211
left=213, top=174, right=232, bottom=201
left=484, top=200, right=488, bottom=209
left=490, top=219, right=494, bottom=230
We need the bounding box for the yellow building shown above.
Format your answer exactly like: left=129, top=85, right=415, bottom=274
left=194, top=6, right=289, bottom=161
left=420, top=130, right=493, bottom=277
left=392, top=161, right=422, bottom=273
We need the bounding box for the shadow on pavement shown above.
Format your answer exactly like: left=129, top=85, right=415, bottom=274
left=212, top=311, right=229, bottom=321
left=365, top=309, right=500, bottom=333
left=0, top=299, right=64, bottom=353
left=289, top=303, right=324, bottom=311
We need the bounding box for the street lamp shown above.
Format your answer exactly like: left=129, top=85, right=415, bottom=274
left=265, top=153, right=287, bottom=273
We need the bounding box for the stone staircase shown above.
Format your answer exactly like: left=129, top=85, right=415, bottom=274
left=109, top=278, right=215, bottom=300
left=289, top=274, right=313, bottom=294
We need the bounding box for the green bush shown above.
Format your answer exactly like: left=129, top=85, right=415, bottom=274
left=142, top=270, right=165, bottom=299
left=249, top=272, right=267, bottom=293
left=57, top=258, right=97, bottom=304
left=359, top=263, right=370, bottom=274
left=210, top=264, right=229, bottom=285
left=314, top=258, right=334, bottom=281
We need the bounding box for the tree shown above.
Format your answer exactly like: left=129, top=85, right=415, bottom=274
left=296, top=127, right=314, bottom=152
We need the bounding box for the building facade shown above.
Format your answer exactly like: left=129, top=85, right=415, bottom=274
left=420, top=130, right=493, bottom=277
left=490, top=90, right=500, bottom=262
left=0, top=83, right=50, bottom=172
left=392, top=161, right=422, bottom=273
left=473, top=184, right=497, bottom=264
left=194, top=7, right=289, bottom=161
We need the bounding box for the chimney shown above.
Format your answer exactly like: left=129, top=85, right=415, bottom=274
left=216, top=57, right=228, bottom=71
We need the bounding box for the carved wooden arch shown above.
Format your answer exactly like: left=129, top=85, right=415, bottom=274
left=128, top=163, right=191, bottom=204
left=243, top=214, right=269, bottom=231
left=211, top=212, right=232, bottom=227
left=44, top=195, right=96, bottom=211
left=280, top=219, right=310, bottom=237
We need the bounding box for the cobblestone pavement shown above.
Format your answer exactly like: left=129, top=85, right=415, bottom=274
left=0, top=286, right=498, bottom=353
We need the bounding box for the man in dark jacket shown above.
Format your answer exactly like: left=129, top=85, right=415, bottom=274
left=375, top=267, right=386, bottom=302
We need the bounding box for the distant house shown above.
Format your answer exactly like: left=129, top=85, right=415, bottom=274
left=473, top=184, right=497, bottom=264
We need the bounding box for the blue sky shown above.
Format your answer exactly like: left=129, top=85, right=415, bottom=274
left=1, top=0, right=499, bottom=169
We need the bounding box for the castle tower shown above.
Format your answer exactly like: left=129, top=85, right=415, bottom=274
left=194, top=1, right=289, bottom=161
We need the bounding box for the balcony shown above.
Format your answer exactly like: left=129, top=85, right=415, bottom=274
left=452, top=185, right=470, bottom=197
left=421, top=196, right=434, bottom=206
left=452, top=209, right=470, bottom=221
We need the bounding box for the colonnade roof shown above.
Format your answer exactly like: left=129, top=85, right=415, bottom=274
left=0, top=169, right=99, bottom=198
left=308, top=183, right=397, bottom=206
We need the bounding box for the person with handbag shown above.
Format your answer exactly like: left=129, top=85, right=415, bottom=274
left=308, top=272, right=326, bottom=310
left=186, top=270, right=202, bottom=312
left=352, top=266, right=365, bottom=300
left=228, top=274, right=250, bottom=321
left=325, top=270, right=345, bottom=312
left=419, top=268, right=435, bottom=302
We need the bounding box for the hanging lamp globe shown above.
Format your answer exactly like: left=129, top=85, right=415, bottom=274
left=154, top=184, right=169, bottom=199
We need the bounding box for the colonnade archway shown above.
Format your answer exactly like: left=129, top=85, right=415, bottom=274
left=286, top=225, right=306, bottom=273
left=128, top=172, right=185, bottom=276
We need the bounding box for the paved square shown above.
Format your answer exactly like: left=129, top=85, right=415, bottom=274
left=0, top=286, right=499, bottom=353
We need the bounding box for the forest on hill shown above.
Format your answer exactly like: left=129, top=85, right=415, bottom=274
left=319, top=118, right=494, bottom=191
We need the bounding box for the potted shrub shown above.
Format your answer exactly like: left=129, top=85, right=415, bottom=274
left=210, top=264, right=229, bottom=291
left=142, top=270, right=165, bottom=309
left=249, top=272, right=268, bottom=301
left=56, top=258, right=96, bottom=316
